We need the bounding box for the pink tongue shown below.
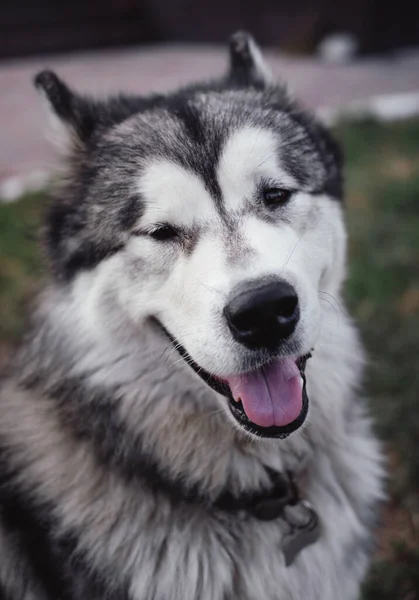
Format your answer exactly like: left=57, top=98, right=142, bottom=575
left=225, top=359, right=302, bottom=428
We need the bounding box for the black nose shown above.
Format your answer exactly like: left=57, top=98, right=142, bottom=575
left=224, top=280, right=299, bottom=349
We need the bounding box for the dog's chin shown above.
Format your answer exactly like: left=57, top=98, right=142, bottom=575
left=156, top=321, right=312, bottom=440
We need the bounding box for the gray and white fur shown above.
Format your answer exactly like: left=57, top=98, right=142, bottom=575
left=0, top=32, right=384, bottom=600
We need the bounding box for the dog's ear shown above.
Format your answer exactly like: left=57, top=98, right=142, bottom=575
left=227, top=31, right=272, bottom=86
left=34, top=70, right=98, bottom=150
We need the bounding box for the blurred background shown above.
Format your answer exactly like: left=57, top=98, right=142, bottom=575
left=0, top=2, right=419, bottom=598
left=2, top=0, right=419, bottom=57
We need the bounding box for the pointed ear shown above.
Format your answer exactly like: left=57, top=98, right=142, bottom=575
left=34, top=70, right=97, bottom=149
left=227, top=31, right=272, bottom=86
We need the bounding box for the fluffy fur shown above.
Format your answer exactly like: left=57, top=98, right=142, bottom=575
left=0, top=32, right=384, bottom=599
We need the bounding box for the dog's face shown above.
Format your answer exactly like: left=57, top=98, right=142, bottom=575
left=36, top=33, right=345, bottom=439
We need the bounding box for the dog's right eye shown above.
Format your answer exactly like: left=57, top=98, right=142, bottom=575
left=148, top=225, right=179, bottom=242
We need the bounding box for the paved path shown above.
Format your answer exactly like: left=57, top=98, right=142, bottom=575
left=1, top=44, right=419, bottom=196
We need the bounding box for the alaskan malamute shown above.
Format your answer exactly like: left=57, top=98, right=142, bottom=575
left=0, top=32, right=384, bottom=599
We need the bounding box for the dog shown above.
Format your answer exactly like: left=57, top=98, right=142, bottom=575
left=0, top=32, right=384, bottom=599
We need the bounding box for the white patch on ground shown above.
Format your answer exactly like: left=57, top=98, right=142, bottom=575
left=317, top=33, right=359, bottom=64
left=0, top=170, right=50, bottom=203
left=318, top=91, right=419, bottom=125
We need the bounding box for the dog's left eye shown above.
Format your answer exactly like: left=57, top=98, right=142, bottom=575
left=149, top=225, right=179, bottom=242
left=262, top=187, right=293, bottom=207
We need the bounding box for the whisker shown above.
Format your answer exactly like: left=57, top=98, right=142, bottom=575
left=283, top=232, right=306, bottom=268
left=318, top=291, right=348, bottom=317
left=256, top=150, right=276, bottom=169
left=245, top=129, right=263, bottom=168
left=191, top=275, right=224, bottom=296
left=95, top=155, right=119, bottom=169
left=319, top=297, right=339, bottom=324
left=162, top=340, right=184, bottom=368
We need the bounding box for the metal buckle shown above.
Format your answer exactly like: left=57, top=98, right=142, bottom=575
left=281, top=500, right=321, bottom=567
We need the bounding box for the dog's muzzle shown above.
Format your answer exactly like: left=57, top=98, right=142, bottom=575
left=156, top=320, right=312, bottom=439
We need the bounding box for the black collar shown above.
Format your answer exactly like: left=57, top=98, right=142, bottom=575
left=214, top=468, right=321, bottom=566
left=214, top=467, right=299, bottom=520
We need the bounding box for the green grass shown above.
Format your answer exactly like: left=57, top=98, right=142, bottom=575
left=337, top=119, right=419, bottom=486
left=0, top=192, right=44, bottom=342
left=0, top=118, right=418, bottom=598
left=335, top=118, right=419, bottom=600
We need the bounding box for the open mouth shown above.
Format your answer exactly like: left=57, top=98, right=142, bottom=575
left=158, top=323, right=312, bottom=439
left=224, top=354, right=311, bottom=439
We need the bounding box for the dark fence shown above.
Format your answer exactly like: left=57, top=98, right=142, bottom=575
left=1, top=0, right=419, bottom=59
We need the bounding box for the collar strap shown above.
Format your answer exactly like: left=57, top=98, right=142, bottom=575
left=214, top=468, right=299, bottom=520
left=213, top=467, right=321, bottom=566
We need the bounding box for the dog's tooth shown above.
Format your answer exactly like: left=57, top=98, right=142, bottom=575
left=300, top=377, right=304, bottom=389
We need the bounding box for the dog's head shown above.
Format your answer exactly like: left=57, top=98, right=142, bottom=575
left=35, top=32, right=346, bottom=439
